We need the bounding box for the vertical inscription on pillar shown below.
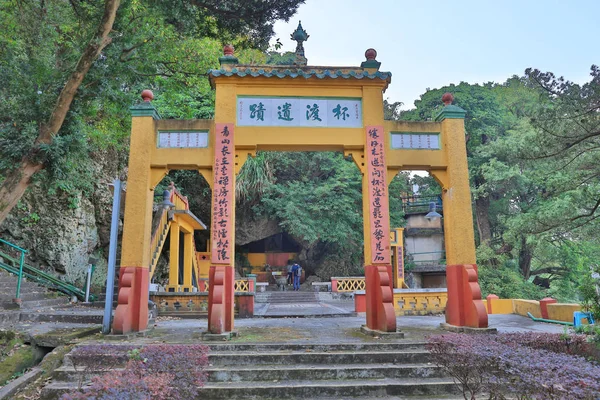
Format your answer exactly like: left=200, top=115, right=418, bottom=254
left=211, top=123, right=234, bottom=264
left=366, top=126, right=391, bottom=264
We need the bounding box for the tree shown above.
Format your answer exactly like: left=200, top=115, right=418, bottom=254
left=0, top=0, right=305, bottom=224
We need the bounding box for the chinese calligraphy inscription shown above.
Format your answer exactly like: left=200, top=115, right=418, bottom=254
left=237, top=97, right=362, bottom=127
left=211, top=123, right=234, bottom=264
left=366, top=125, right=391, bottom=264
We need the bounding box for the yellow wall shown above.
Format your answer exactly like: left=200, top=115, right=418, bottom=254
left=489, top=299, right=514, bottom=314
left=513, top=299, right=541, bottom=318
left=246, top=253, right=267, bottom=267
left=547, top=303, right=581, bottom=322
left=393, top=290, right=447, bottom=315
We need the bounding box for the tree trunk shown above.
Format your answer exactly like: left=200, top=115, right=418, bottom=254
left=518, top=236, right=533, bottom=279
left=0, top=160, right=44, bottom=223
left=475, top=195, right=492, bottom=245
left=0, top=0, right=121, bottom=224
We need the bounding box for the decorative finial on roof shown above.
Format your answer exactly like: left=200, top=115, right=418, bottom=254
left=223, top=44, right=235, bottom=57
left=435, top=92, right=466, bottom=121
left=442, top=93, right=454, bottom=106
left=219, top=43, right=238, bottom=69
left=361, top=48, right=381, bottom=70
left=291, top=21, right=309, bottom=66
left=365, top=48, right=377, bottom=61
left=141, top=89, right=154, bottom=102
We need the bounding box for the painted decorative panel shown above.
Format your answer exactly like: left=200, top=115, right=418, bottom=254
left=390, top=133, right=440, bottom=149
left=237, top=97, right=362, bottom=128
left=158, top=131, right=209, bottom=148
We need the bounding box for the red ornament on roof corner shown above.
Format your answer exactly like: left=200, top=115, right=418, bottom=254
left=365, top=48, right=377, bottom=61
left=223, top=44, right=235, bottom=57
left=141, top=90, right=154, bottom=102
left=442, top=92, right=454, bottom=106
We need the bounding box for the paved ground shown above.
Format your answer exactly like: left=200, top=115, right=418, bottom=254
left=256, top=300, right=356, bottom=317
left=2, top=298, right=567, bottom=343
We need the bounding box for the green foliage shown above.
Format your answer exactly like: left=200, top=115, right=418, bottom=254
left=580, top=264, right=600, bottom=320
left=256, top=152, right=364, bottom=274
left=236, top=152, right=274, bottom=204
left=266, top=51, right=296, bottom=65
left=478, top=262, right=544, bottom=300
left=0, top=0, right=304, bottom=211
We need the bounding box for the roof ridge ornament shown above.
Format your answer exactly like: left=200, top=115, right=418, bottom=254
left=291, top=21, right=309, bottom=66
left=361, top=48, right=381, bottom=70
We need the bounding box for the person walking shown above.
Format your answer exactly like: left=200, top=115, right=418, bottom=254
left=292, top=262, right=302, bottom=291
left=286, top=260, right=294, bottom=286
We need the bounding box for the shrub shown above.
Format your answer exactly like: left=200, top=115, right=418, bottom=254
left=478, top=263, right=545, bottom=300
left=62, top=344, right=209, bottom=400
left=428, top=333, right=600, bottom=400
left=579, top=264, right=600, bottom=320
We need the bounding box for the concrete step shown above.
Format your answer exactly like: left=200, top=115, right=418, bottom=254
left=0, top=297, right=69, bottom=310
left=0, top=291, right=60, bottom=302
left=19, top=297, right=70, bottom=308
left=61, top=343, right=430, bottom=370
left=42, top=379, right=463, bottom=400
left=0, top=280, right=42, bottom=289
left=18, top=310, right=102, bottom=324
left=52, top=362, right=442, bottom=384
left=207, top=362, right=443, bottom=382
left=205, top=342, right=427, bottom=352
left=207, top=350, right=432, bottom=366
left=199, top=378, right=458, bottom=399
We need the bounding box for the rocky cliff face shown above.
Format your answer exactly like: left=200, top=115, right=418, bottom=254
left=0, top=148, right=124, bottom=290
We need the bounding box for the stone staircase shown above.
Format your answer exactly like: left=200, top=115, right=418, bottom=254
left=256, top=290, right=319, bottom=304
left=41, top=342, right=461, bottom=399
left=0, top=270, right=69, bottom=310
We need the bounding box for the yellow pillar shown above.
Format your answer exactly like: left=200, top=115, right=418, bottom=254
left=182, top=232, right=193, bottom=291
left=391, top=228, right=405, bottom=288
left=435, top=100, right=476, bottom=265
left=113, top=91, right=159, bottom=334
left=167, top=222, right=180, bottom=292
left=433, top=94, right=487, bottom=328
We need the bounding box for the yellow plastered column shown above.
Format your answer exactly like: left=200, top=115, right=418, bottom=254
left=437, top=107, right=476, bottom=265
left=168, top=222, right=180, bottom=290
left=182, top=232, right=193, bottom=290
left=120, top=115, right=156, bottom=269
left=391, top=228, right=405, bottom=288
left=114, top=96, right=159, bottom=334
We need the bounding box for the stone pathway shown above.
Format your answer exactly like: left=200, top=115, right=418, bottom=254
left=256, top=299, right=356, bottom=317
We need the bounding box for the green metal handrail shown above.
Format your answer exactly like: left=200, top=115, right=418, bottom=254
left=0, top=238, right=26, bottom=300
left=406, top=250, right=446, bottom=265
left=0, top=242, right=93, bottom=301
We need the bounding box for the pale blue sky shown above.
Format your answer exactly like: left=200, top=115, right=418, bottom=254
left=272, top=0, right=599, bottom=109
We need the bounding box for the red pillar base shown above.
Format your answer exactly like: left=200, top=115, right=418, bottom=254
left=445, top=264, right=488, bottom=328
left=208, top=265, right=235, bottom=334
left=365, top=265, right=396, bottom=332
left=113, top=267, right=149, bottom=334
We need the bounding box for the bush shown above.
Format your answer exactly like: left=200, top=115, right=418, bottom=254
left=428, top=333, right=600, bottom=400
left=478, top=263, right=545, bottom=300
left=579, top=265, right=600, bottom=320
left=62, top=344, right=209, bottom=400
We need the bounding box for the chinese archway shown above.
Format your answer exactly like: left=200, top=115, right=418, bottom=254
left=113, top=24, right=487, bottom=336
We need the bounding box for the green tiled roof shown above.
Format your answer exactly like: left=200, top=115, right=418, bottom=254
left=209, top=67, right=391, bottom=81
